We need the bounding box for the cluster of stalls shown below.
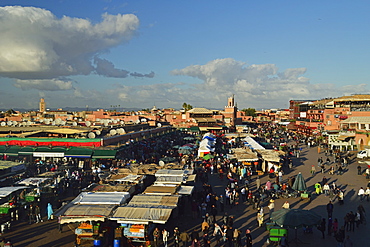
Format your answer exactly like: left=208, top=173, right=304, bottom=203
left=229, top=135, right=285, bottom=175
left=54, top=163, right=195, bottom=246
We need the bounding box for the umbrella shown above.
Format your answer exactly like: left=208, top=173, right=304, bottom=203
left=292, top=172, right=307, bottom=191
left=179, top=146, right=193, bottom=150
left=270, top=209, right=321, bottom=229
left=203, top=154, right=214, bottom=160
left=160, top=157, right=176, bottom=163
left=183, top=136, right=195, bottom=140
left=178, top=149, right=192, bottom=155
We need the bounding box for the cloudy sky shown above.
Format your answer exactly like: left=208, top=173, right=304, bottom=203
left=0, top=1, right=369, bottom=110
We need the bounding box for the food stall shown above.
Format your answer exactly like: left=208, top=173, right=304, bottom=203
left=54, top=192, right=131, bottom=246
left=110, top=194, right=179, bottom=243
left=17, top=177, right=53, bottom=202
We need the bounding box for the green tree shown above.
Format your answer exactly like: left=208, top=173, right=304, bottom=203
left=182, top=103, right=193, bottom=111
left=241, top=108, right=256, bottom=116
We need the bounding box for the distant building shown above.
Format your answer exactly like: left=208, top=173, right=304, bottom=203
left=39, top=98, right=46, bottom=112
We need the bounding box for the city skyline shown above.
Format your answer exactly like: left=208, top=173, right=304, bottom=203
left=0, top=1, right=369, bottom=110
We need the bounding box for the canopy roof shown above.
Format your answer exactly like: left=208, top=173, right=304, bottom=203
left=155, top=169, right=186, bottom=177
left=155, top=176, right=183, bottom=184
left=0, top=186, right=29, bottom=198
left=257, top=150, right=282, bottom=162
left=111, top=206, right=174, bottom=224
left=143, top=186, right=178, bottom=195
left=243, top=136, right=265, bottom=150
left=73, top=192, right=130, bottom=205
left=177, top=185, right=194, bottom=195
left=128, top=195, right=179, bottom=208
left=114, top=174, right=143, bottom=183
left=59, top=204, right=116, bottom=224
left=17, top=177, right=51, bottom=186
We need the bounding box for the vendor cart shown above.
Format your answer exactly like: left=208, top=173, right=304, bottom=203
left=267, top=225, right=288, bottom=243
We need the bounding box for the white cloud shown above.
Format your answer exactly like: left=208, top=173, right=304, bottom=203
left=0, top=6, right=153, bottom=89
left=170, top=58, right=369, bottom=108
left=14, top=79, right=73, bottom=91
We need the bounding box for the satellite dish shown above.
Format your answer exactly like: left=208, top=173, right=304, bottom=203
left=96, top=118, right=100, bottom=122
left=157, top=123, right=162, bottom=127
left=40, top=119, right=44, bottom=123
left=55, top=118, right=61, bottom=125
left=88, top=132, right=96, bottom=139
left=73, top=122, right=77, bottom=126
left=51, top=121, right=56, bottom=126
left=86, top=121, right=91, bottom=127
left=95, top=130, right=101, bottom=136
left=110, top=129, right=117, bottom=135
left=12, top=121, right=17, bottom=126
left=120, top=121, right=124, bottom=125
left=7, top=121, right=12, bottom=126
left=61, top=120, right=66, bottom=125
left=27, top=121, right=31, bottom=126
left=78, top=119, right=82, bottom=122
left=1, top=122, right=5, bottom=127
left=45, top=119, right=50, bottom=125
left=113, top=120, right=118, bottom=124
left=141, top=118, right=147, bottom=122
left=159, top=160, right=165, bottom=167
left=103, top=120, right=108, bottom=127
left=135, top=119, right=140, bottom=124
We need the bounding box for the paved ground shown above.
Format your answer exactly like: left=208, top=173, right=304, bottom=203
left=3, top=143, right=369, bottom=246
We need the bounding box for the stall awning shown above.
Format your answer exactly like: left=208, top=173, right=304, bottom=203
left=4, top=146, right=21, bottom=156
left=73, top=192, right=130, bottom=205
left=18, top=146, right=36, bottom=155
left=177, top=185, right=194, bottom=195
left=0, top=146, right=7, bottom=154
left=60, top=204, right=116, bottom=224
left=92, top=150, right=117, bottom=159
left=128, top=195, right=179, bottom=208
left=111, top=206, right=174, bottom=225
left=65, top=147, right=93, bottom=158
left=189, top=126, right=200, bottom=132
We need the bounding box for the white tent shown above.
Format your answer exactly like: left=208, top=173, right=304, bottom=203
left=73, top=192, right=130, bottom=205
left=243, top=136, right=265, bottom=150
left=111, top=206, right=174, bottom=224
left=0, top=186, right=29, bottom=198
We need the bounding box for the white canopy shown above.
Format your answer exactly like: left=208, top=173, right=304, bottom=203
left=0, top=186, right=29, bottom=198
left=60, top=204, right=116, bottom=224
left=114, top=174, right=143, bottom=183
left=155, top=176, right=183, bottom=184
left=111, top=206, right=174, bottom=224
left=243, top=136, right=265, bottom=150
left=155, top=169, right=186, bottom=177
left=73, top=192, right=130, bottom=205
left=177, top=185, right=194, bottom=195
left=128, top=194, right=179, bottom=208
left=17, top=177, right=51, bottom=186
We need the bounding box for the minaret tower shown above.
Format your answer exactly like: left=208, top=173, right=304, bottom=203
left=39, top=98, right=46, bottom=112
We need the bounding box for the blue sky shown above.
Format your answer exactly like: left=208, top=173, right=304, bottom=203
left=0, top=1, right=369, bottom=110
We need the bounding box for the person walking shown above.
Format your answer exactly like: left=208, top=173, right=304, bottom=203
left=315, top=182, right=322, bottom=194
left=162, top=229, right=169, bottom=247
left=257, top=210, right=264, bottom=227
left=47, top=203, right=53, bottom=220
left=153, top=227, right=160, bottom=247
left=318, top=218, right=326, bottom=239
left=245, top=229, right=253, bottom=247
left=311, top=165, right=316, bottom=176
left=35, top=205, right=42, bottom=223
left=173, top=227, right=180, bottom=247
left=179, top=231, right=190, bottom=247
left=357, top=165, right=362, bottom=175
left=358, top=187, right=365, bottom=201
left=326, top=201, right=334, bottom=218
